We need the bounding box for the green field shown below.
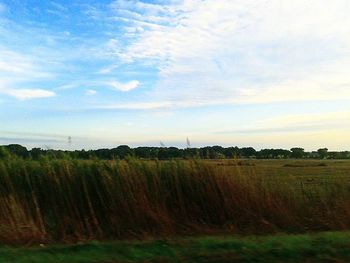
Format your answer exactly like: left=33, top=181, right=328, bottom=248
left=210, top=158, right=350, bottom=178
left=3, top=231, right=350, bottom=263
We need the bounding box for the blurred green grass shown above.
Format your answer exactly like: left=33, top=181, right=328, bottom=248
left=2, top=231, right=350, bottom=263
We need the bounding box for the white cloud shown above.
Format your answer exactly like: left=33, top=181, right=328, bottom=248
left=97, top=64, right=118, bottom=74
left=110, top=0, right=171, bottom=17
left=108, top=0, right=350, bottom=107
left=85, top=89, right=97, bottom=96
left=0, top=50, right=51, bottom=78
left=1, top=88, right=55, bottom=100
left=107, top=80, right=140, bottom=91
left=0, top=49, right=57, bottom=100
left=95, top=99, right=230, bottom=110
left=56, top=83, right=80, bottom=90
left=96, top=101, right=171, bottom=110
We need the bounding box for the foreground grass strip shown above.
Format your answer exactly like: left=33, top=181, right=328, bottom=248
left=2, top=232, right=350, bottom=263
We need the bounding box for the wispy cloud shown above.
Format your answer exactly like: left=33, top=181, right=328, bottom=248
left=107, top=80, right=140, bottom=92
left=85, top=89, right=97, bottom=96
left=104, top=0, right=350, bottom=107
left=96, top=101, right=172, bottom=110
left=0, top=130, right=70, bottom=139
left=0, top=49, right=56, bottom=100
left=1, top=88, right=55, bottom=100
left=0, top=136, right=63, bottom=144
left=0, top=50, right=52, bottom=78
left=97, top=64, right=118, bottom=74
left=94, top=97, right=244, bottom=110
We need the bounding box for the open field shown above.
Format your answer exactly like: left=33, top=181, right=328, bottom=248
left=211, top=158, right=350, bottom=178
left=209, top=159, right=350, bottom=192
left=3, top=231, right=350, bottom=263
left=1, top=158, right=350, bottom=244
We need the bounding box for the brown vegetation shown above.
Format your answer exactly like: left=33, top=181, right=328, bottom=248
left=0, top=158, right=350, bottom=244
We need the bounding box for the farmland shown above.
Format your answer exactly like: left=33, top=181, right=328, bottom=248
left=1, top=156, right=350, bottom=243
left=1, top=155, right=350, bottom=261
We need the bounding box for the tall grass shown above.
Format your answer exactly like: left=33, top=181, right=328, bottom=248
left=0, top=157, right=350, bottom=244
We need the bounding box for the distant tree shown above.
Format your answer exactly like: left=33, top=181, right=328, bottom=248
left=199, top=147, right=212, bottom=159
left=199, top=146, right=225, bottom=159
left=158, top=147, right=183, bottom=159
left=224, top=147, right=240, bottom=158
left=111, top=145, right=134, bottom=159
left=30, top=147, right=44, bottom=159
left=1, top=143, right=349, bottom=160
left=290, top=148, right=305, bottom=158
left=134, top=147, right=152, bottom=159
left=317, top=148, right=329, bottom=159
left=274, top=149, right=291, bottom=159
left=183, top=148, right=199, bottom=159
left=5, top=144, right=28, bottom=158
left=95, top=148, right=113, bottom=159
left=210, top=146, right=225, bottom=159
left=257, top=149, right=274, bottom=159
left=240, top=147, right=256, bottom=158
left=256, top=149, right=292, bottom=159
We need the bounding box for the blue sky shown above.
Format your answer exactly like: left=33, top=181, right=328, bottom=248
left=0, top=0, right=350, bottom=150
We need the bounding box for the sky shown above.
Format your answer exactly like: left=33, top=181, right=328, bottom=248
left=0, top=0, right=350, bottom=150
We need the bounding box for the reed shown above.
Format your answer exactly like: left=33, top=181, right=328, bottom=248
left=0, top=157, right=350, bottom=244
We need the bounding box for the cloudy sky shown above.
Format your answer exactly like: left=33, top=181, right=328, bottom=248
left=0, top=0, right=350, bottom=150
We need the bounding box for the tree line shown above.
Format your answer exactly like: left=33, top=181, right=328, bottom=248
left=0, top=144, right=349, bottom=160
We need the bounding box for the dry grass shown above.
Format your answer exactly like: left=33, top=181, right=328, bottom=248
left=0, top=157, right=350, bottom=244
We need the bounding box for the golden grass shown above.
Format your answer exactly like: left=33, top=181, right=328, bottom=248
left=0, top=158, right=350, bottom=244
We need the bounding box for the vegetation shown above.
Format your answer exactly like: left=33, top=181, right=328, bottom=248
left=1, top=144, right=350, bottom=160
left=3, top=231, right=350, bottom=262
left=2, top=144, right=350, bottom=262
left=1, top=154, right=350, bottom=244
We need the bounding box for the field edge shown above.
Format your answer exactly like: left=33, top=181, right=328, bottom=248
left=2, top=231, right=350, bottom=262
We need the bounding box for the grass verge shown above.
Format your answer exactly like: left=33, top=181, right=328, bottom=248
left=2, top=231, right=350, bottom=263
